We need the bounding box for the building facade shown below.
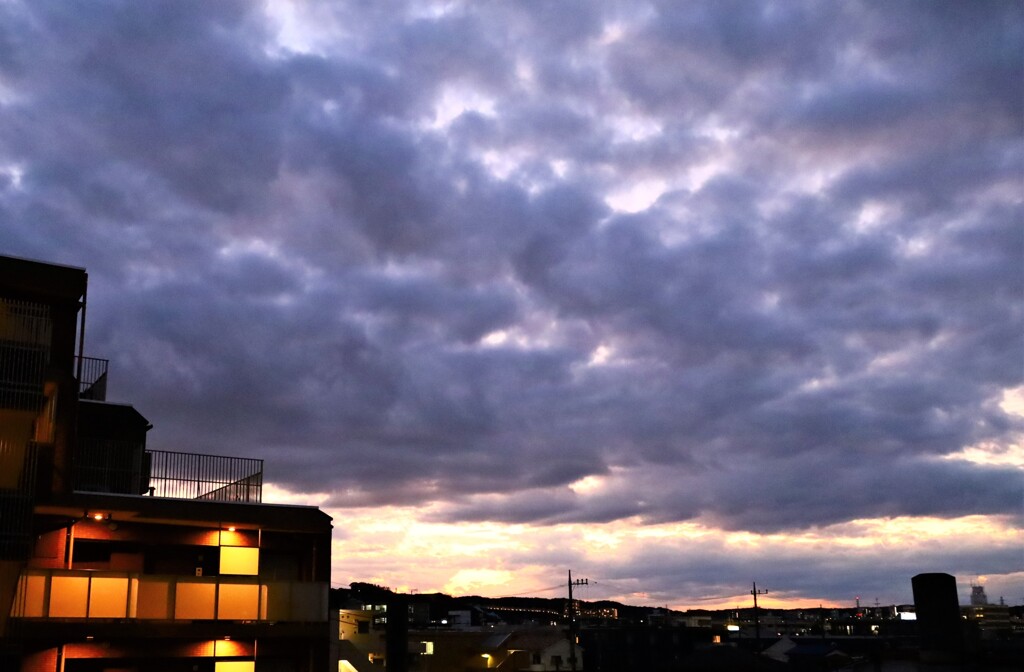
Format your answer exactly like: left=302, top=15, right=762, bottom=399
left=0, top=255, right=333, bottom=671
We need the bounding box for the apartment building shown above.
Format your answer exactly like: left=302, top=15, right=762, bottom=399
left=0, top=254, right=333, bottom=672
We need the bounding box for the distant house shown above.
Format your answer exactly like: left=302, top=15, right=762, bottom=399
left=333, top=621, right=576, bottom=671
left=336, top=604, right=387, bottom=669
left=516, top=634, right=581, bottom=671
left=406, top=627, right=573, bottom=671
left=962, top=603, right=1012, bottom=639
left=578, top=623, right=714, bottom=671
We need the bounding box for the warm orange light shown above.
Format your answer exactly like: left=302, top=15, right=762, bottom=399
left=92, top=513, right=104, bottom=521
left=227, top=527, right=236, bottom=532
left=219, top=547, right=259, bottom=575
left=212, top=638, right=250, bottom=657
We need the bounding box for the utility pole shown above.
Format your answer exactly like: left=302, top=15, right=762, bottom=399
left=751, top=581, right=768, bottom=653
left=567, top=570, right=588, bottom=672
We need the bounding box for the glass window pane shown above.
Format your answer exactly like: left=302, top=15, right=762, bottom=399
left=214, top=663, right=255, bottom=672
left=88, top=576, right=128, bottom=618
left=290, top=582, right=326, bottom=622
left=49, top=575, right=89, bottom=617
left=12, top=572, right=47, bottom=617
left=217, top=582, right=259, bottom=620
left=219, top=547, right=259, bottom=576
left=263, top=582, right=289, bottom=621
left=175, top=580, right=216, bottom=620
left=136, top=577, right=172, bottom=619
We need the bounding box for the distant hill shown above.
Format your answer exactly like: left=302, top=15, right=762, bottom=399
left=332, top=582, right=673, bottom=625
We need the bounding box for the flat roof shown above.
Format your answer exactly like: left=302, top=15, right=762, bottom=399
left=0, top=253, right=86, bottom=272
left=0, top=254, right=87, bottom=304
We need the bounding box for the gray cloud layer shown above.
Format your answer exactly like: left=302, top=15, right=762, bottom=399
left=2, top=0, right=1021, bottom=545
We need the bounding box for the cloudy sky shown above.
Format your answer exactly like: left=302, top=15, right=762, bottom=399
left=2, top=0, right=1022, bottom=608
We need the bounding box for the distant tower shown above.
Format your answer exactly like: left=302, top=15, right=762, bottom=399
left=970, top=585, right=988, bottom=606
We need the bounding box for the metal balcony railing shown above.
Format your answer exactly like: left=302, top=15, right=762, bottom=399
left=74, top=356, right=108, bottom=400
left=0, top=442, right=39, bottom=560
left=73, top=448, right=263, bottom=503
left=73, top=439, right=150, bottom=496
left=147, top=450, right=263, bottom=503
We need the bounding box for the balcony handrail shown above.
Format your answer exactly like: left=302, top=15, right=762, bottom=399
left=144, top=448, right=263, bottom=462
left=72, top=448, right=264, bottom=503
left=74, top=355, right=108, bottom=400
left=10, top=568, right=327, bottom=622
left=146, top=449, right=263, bottom=503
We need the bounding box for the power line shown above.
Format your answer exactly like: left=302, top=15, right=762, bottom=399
left=496, top=583, right=565, bottom=598
left=690, top=593, right=744, bottom=602
left=591, top=578, right=745, bottom=601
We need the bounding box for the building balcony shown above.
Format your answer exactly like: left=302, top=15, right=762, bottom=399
left=75, top=355, right=108, bottom=400
left=148, top=450, right=264, bottom=503
left=73, top=448, right=264, bottom=503
left=9, top=568, right=327, bottom=623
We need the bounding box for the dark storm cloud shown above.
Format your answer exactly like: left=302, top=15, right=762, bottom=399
left=1, top=0, right=1021, bottom=565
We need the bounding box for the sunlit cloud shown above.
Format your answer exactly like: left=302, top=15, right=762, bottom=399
left=943, top=438, right=1024, bottom=469
left=1000, top=386, right=1024, bottom=416
left=429, top=85, right=496, bottom=130
left=605, top=178, right=667, bottom=213
left=307, top=485, right=1023, bottom=609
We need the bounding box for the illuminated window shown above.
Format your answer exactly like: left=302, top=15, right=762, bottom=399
left=219, top=547, right=259, bottom=576
left=421, top=641, right=434, bottom=655
left=214, top=662, right=254, bottom=672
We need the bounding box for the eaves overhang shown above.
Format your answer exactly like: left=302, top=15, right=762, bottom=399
left=35, top=491, right=333, bottom=533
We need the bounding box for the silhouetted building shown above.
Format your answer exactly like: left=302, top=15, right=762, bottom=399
left=911, top=572, right=964, bottom=664
left=580, top=624, right=713, bottom=671
left=963, top=604, right=1012, bottom=640
left=0, top=255, right=333, bottom=672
